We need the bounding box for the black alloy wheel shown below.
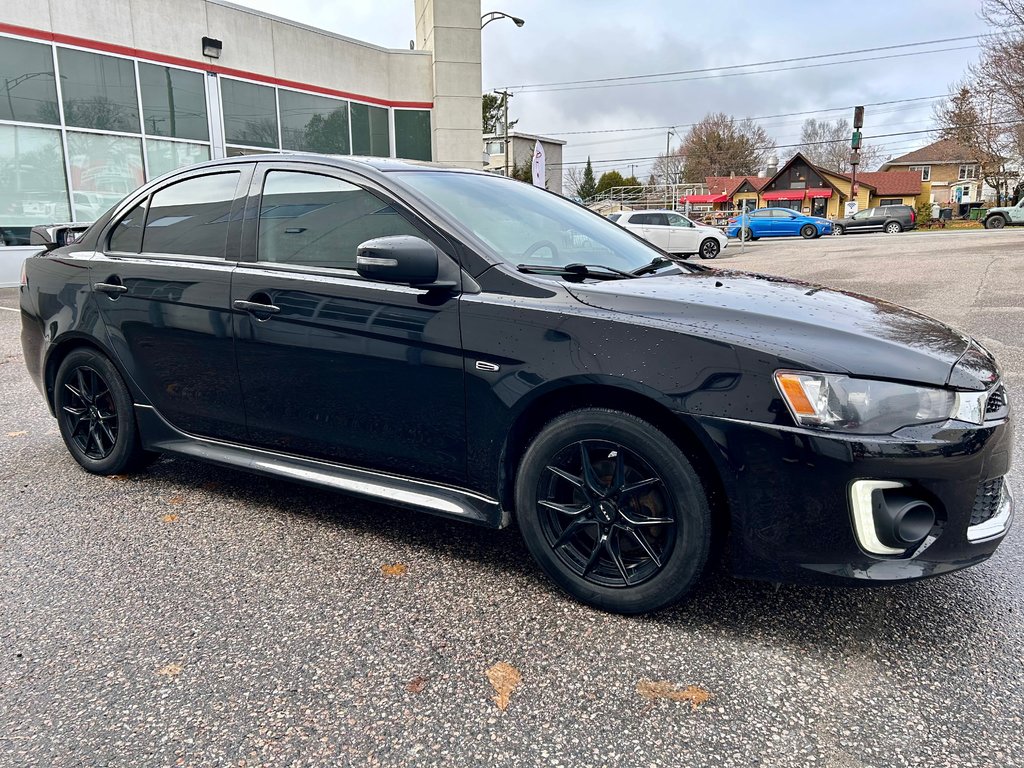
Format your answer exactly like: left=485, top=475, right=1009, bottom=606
left=55, top=348, right=150, bottom=474
left=61, top=365, right=118, bottom=460
left=800, top=224, right=816, bottom=239
left=986, top=215, right=1006, bottom=229
left=516, top=409, right=711, bottom=614
left=699, top=238, right=720, bottom=259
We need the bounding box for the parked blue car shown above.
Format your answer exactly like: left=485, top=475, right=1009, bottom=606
left=725, top=208, right=833, bottom=240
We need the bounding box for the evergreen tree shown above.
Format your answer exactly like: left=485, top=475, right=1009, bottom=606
left=578, top=157, right=597, bottom=200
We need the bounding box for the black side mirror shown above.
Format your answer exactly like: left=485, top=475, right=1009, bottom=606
left=356, top=236, right=458, bottom=290
left=29, top=223, right=91, bottom=251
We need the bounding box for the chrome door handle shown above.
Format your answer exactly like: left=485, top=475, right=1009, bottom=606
left=233, top=299, right=280, bottom=315
left=94, top=282, right=127, bottom=295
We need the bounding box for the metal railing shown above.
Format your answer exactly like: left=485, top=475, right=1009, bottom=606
left=584, top=183, right=708, bottom=212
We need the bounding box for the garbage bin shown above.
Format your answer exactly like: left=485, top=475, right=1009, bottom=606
left=970, top=207, right=986, bottom=221
left=939, top=208, right=953, bottom=220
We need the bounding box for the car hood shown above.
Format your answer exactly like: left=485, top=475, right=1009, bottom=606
left=564, top=269, right=981, bottom=388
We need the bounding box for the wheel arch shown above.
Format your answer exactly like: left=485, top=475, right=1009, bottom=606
left=498, top=382, right=731, bottom=539
left=43, top=334, right=142, bottom=416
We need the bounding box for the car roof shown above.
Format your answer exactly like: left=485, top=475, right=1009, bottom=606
left=160, top=152, right=489, bottom=183
left=622, top=209, right=682, bottom=215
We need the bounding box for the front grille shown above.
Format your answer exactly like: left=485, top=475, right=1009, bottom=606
left=970, top=477, right=1004, bottom=527
left=985, top=384, right=1008, bottom=419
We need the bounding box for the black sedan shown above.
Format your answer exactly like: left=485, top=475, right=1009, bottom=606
left=19, top=156, right=1013, bottom=614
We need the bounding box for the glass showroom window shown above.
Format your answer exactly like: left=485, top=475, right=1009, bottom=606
left=58, top=48, right=140, bottom=133
left=138, top=63, right=209, bottom=141
left=221, top=77, right=279, bottom=150
left=395, top=109, right=431, bottom=161
left=0, top=36, right=61, bottom=125
left=0, top=125, right=70, bottom=244
left=280, top=89, right=350, bottom=154
left=66, top=132, right=144, bottom=220
left=350, top=102, right=389, bottom=157
left=146, top=139, right=211, bottom=179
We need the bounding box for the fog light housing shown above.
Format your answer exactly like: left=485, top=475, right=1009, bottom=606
left=849, top=480, right=935, bottom=556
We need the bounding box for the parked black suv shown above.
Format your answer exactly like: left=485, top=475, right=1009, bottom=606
left=833, top=204, right=916, bottom=235
left=19, top=156, right=1013, bottom=614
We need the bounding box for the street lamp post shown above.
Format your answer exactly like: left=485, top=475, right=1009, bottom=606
left=481, top=11, right=525, bottom=28
left=482, top=11, right=525, bottom=178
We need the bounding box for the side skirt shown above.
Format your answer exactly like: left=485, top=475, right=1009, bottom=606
left=135, top=405, right=509, bottom=528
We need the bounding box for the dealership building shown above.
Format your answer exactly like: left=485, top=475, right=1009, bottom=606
left=0, top=0, right=482, bottom=282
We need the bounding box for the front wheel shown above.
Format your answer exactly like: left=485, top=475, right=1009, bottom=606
left=515, top=409, right=712, bottom=614
left=884, top=221, right=903, bottom=234
left=800, top=224, right=817, bottom=239
left=985, top=215, right=1006, bottom=230
left=698, top=238, right=721, bottom=259
left=832, top=224, right=845, bottom=236
left=55, top=348, right=149, bottom=475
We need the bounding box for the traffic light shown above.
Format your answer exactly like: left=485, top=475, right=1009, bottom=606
left=851, top=131, right=862, bottom=150
left=853, top=105, right=864, bottom=129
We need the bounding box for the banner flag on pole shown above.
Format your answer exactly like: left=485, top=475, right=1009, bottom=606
left=531, top=140, right=546, bottom=188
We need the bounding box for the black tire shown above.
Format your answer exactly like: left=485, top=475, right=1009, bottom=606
left=515, top=409, right=712, bottom=614
left=698, top=238, right=720, bottom=259
left=884, top=221, right=903, bottom=234
left=677, top=253, right=692, bottom=260
left=985, top=215, right=1006, bottom=230
left=800, top=224, right=816, bottom=239
left=740, top=227, right=756, bottom=242
left=832, top=224, right=845, bottom=236
left=55, top=348, right=148, bottom=475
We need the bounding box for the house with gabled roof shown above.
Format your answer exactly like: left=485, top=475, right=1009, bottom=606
left=879, top=138, right=986, bottom=207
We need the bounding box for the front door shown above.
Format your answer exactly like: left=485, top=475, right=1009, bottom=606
left=90, top=167, right=250, bottom=442
left=665, top=212, right=700, bottom=254
left=230, top=164, right=467, bottom=486
left=771, top=208, right=801, bottom=235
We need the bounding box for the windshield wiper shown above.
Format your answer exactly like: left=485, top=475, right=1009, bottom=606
left=630, top=257, right=676, bottom=276
left=516, top=263, right=637, bottom=281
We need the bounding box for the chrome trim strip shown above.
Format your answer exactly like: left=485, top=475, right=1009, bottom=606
left=134, top=405, right=506, bottom=526
left=967, top=482, right=1014, bottom=542
left=849, top=480, right=907, bottom=556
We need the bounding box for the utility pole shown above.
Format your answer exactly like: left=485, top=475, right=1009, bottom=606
left=850, top=105, right=864, bottom=214
left=495, top=89, right=513, bottom=177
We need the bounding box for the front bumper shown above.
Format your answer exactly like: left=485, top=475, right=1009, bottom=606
left=690, top=413, right=1014, bottom=585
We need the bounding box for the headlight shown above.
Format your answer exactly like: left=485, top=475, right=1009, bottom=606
left=775, top=370, right=956, bottom=434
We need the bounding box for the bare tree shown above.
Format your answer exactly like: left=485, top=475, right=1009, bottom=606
left=677, top=113, right=776, bottom=180
left=564, top=165, right=586, bottom=198
left=934, top=81, right=1017, bottom=203
left=797, top=118, right=884, bottom=173
left=650, top=149, right=685, bottom=185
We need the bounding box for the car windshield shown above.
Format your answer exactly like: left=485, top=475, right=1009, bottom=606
left=395, top=171, right=667, bottom=273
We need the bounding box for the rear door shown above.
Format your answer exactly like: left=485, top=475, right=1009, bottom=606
left=747, top=209, right=772, bottom=236
left=90, top=166, right=251, bottom=442
left=636, top=213, right=671, bottom=250
left=230, top=162, right=467, bottom=486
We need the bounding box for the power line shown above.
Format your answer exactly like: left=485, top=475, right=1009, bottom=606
left=546, top=119, right=1023, bottom=169
left=495, top=35, right=986, bottom=92
left=532, top=95, right=946, bottom=137
left=505, top=45, right=978, bottom=95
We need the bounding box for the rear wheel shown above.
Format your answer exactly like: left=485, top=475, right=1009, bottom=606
left=800, top=224, right=816, bottom=239
left=740, top=227, right=756, bottom=242
left=986, top=215, right=1006, bottom=230
left=515, top=409, right=711, bottom=614
left=884, top=221, right=903, bottom=234
left=698, top=238, right=720, bottom=259
left=55, top=348, right=148, bottom=475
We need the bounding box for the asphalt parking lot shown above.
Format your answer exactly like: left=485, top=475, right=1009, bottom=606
left=2, top=228, right=1023, bottom=768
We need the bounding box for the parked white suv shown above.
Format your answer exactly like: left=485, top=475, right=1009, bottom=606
left=607, top=209, right=727, bottom=259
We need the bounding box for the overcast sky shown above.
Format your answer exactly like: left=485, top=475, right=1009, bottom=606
left=233, top=0, right=988, bottom=179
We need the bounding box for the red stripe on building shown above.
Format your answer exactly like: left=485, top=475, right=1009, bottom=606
left=0, top=21, right=434, bottom=109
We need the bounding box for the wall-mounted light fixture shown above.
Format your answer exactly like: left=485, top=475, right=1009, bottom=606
left=202, top=37, right=223, bottom=58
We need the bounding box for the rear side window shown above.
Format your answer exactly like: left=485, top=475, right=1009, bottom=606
left=257, top=170, right=421, bottom=270
left=607, top=213, right=620, bottom=222
left=109, top=199, right=147, bottom=253
left=142, top=172, right=241, bottom=258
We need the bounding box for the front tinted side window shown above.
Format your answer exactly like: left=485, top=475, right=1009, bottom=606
left=109, top=199, right=148, bottom=253
left=143, top=172, right=241, bottom=258
left=258, top=171, right=421, bottom=270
